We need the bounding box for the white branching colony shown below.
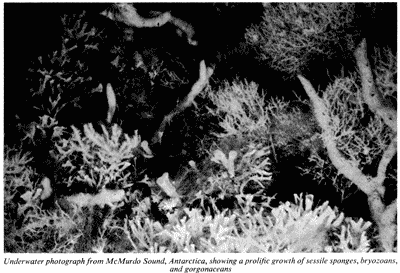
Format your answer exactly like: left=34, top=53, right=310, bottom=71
left=246, top=3, right=356, bottom=75
left=27, top=4, right=215, bottom=214
left=5, top=3, right=396, bottom=253
left=298, top=39, right=397, bottom=252
left=245, top=2, right=397, bottom=252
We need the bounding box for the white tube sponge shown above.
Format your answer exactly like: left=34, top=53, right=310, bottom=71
left=102, top=4, right=197, bottom=45
left=152, top=60, right=213, bottom=144
left=111, top=3, right=172, bottom=28
left=106, top=83, right=117, bottom=124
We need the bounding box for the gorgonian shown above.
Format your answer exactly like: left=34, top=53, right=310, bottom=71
left=55, top=123, right=153, bottom=191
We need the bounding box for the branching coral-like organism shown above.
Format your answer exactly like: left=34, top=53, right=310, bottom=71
left=297, top=39, right=396, bottom=252
left=245, top=3, right=356, bottom=76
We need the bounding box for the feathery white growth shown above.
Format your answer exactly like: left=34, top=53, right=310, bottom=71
left=211, top=150, right=237, bottom=178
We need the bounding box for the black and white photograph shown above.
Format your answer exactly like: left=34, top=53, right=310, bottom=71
left=2, top=2, right=397, bottom=255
